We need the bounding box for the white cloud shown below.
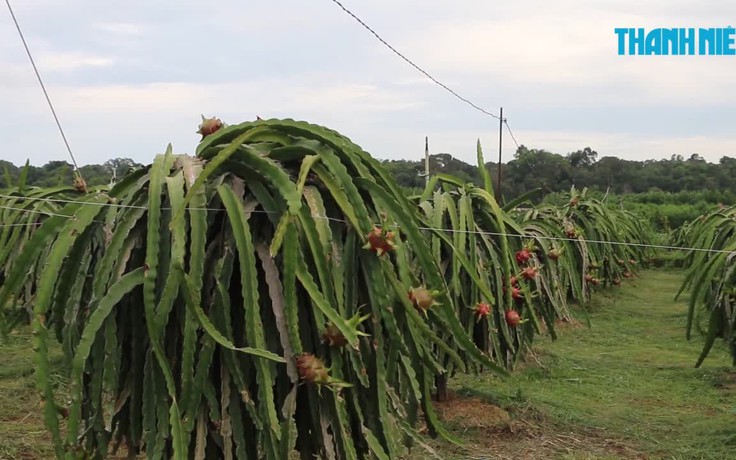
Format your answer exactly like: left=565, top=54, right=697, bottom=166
left=52, top=82, right=210, bottom=112
left=93, top=22, right=143, bottom=35
left=2, top=0, right=736, bottom=168
left=283, top=82, right=426, bottom=113
left=397, top=3, right=736, bottom=107
left=35, top=52, right=115, bottom=72
left=0, top=65, right=32, bottom=87
left=0, top=79, right=430, bottom=165
left=6, top=78, right=425, bottom=115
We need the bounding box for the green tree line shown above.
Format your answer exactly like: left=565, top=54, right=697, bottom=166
left=382, top=146, right=736, bottom=230
left=384, top=147, right=736, bottom=198
left=0, top=158, right=143, bottom=189
left=4, top=148, right=734, bottom=229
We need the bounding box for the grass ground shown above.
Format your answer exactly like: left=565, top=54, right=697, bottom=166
left=0, top=330, right=64, bottom=459
left=423, top=269, right=736, bottom=459
left=0, top=269, right=734, bottom=459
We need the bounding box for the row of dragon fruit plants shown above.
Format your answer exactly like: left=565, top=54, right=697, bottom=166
left=0, top=116, right=651, bottom=459
left=673, top=204, right=736, bottom=368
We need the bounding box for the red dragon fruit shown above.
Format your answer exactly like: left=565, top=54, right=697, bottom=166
left=362, top=226, right=396, bottom=256
left=197, top=115, right=223, bottom=139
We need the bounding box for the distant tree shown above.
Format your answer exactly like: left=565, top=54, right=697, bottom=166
left=567, top=147, right=598, bottom=168
left=103, top=158, right=142, bottom=185
left=0, top=161, right=19, bottom=189
left=2, top=150, right=736, bottom=218
left=503, top=146, right=573, bottom=197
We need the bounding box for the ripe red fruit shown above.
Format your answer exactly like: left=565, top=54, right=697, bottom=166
left=584, top=274, right=593, bottom=283
left=515, top=249, right=532, bottom=265
left=474, top=302, right=491, bottom=321
left=502, top=275, right=519, bottom=286
left=197, top=115, right=223, bottom=138
left=623, top=271, right=632, bottom=278
left=505, top=310, right=521, bottom=327
left=590, top=278, right=600, bottom=285
left=511, top=287, right=523, bottom=300
left=502, top=275, right=520, bottom=294
left=612, top=278, right=621, bottom=286
left=362, top=226, right=396, bottom=256
left=521, top=266, right=537, bottom=280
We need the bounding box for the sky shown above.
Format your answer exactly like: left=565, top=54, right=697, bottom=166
left=2, top=0, right=736, bottom=167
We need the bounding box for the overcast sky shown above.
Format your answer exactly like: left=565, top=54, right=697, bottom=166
left=2, top=0, right=736, bottom=167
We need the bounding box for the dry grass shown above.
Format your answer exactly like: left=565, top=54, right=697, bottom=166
left=418, top=390, right=648, bottom=460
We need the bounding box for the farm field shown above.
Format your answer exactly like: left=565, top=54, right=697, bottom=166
left=5, top=0, right=736, bottom=456
left=1, top=118, right=734, bottom=459
left=410, top=269, right=736, bottom=459
left=2, top=270, right=733, bottom=459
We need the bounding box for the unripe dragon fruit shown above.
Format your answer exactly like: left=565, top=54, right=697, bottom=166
left=296, top=353, right=331, bottom=384
left=408, top=286, right=440, bottom=314
left=295, top=353, right=352, bottom=389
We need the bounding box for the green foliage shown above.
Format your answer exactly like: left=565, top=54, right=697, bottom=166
left=603, top=190, right=733, bottom=231
left=4, top=271, right=735, bottom=460
left=521, top=187, right=652, bottom=291
left=415, top=173, right=531, bottom=373
left=5, top=149, right=736, bottom=232
left=501, top=149, right=736, bottom=201
left=0, top=120, right=699, bottom=459
left=675, top=204, right=736, bottom=366
left=0, top=184, right=90, bottom=333
left=367, top=148, right=736, bottom=230
left=410, top=146, right=652, bottom=380
left=0, top=119, right=512, bottom=459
